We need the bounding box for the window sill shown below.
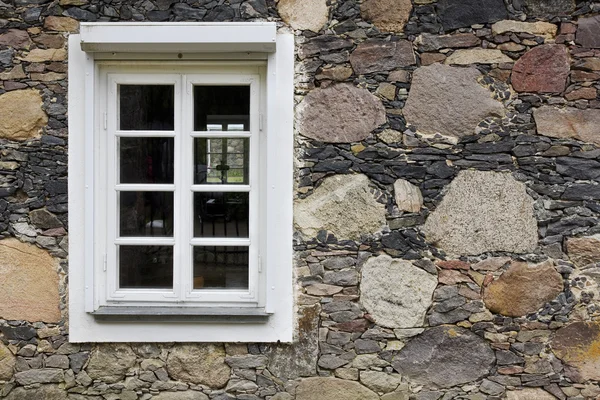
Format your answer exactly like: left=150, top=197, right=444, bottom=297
left=91, top=306, right=271, bottom=323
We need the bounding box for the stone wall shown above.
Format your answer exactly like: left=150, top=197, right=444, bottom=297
left=1, top=0, right=600, bottom=399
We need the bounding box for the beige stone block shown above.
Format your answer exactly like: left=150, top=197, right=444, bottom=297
left=0, top=238, right=60, bottom=322
left=43, top=16, right=79, bottom=32
left=0, top=65, right=27, bottom=80
left=277, top=0, right=328, bottom=32
left=0, top=89, right=47, bottom=141
left=360, top=0, right=412, bottom=33
left=19, top=48, right=67, bottom=62
left=492, top=20, right=558, bottom=38
left=445, top=49, right=513, bottom=65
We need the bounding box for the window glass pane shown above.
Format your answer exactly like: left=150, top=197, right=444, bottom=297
left=194, top=138, right=249, bottom=184
left=119, top=137, right=174, bottom=184
left=119, top=85, right=174, bottom=131
left=193, top=86, right=250, bottom=131
left=193, top=246, right=248, bottom=289
left=120, top=192, right=174, bottom=237
left=119, top=245, right=173, bottom=289
left=194, top=192, right=249, bottom=238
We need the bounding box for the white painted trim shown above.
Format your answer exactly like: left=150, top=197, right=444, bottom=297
left=80, top=22, right=277, bottom=53
left=68, top=28, right=294, bottom=343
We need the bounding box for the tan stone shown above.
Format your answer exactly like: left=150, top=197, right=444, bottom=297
left=376, top=82, right=396, bottom=100
left=0, top=89, right=47, bottom=141
left=0, top=65, right=26, bottom=80
left=87, top=344, right=136, bottom=383
left=19, top=48, right=67, bottom=62
left=552, top=321, right=600, bottom=381
left=277, top=0, right=328, bottom=32
left=0, top=238, right=60, bottom=323
left=565, top=87, right=597, bottom=101
left=492, top=20, right=557, bottom=38
left=378, top=129, right=403, bottom=144
left=360, top=0, right=412, bottom=33
left=483, top=260, right=563, bottom=317
left=30, top=72, right=66, bottom=82
left=43, top=16, right=79, bottom=32
left=316, top=65, right=352, bottom=81
left=445, top=49, right=513, bottom=65
left=498, top=42, right=525, bottom=52
left=534, top=106, right=600, bottom=146
left=423, top=170, right=537, bottom=256
left=33, top=34, right=65, bottom=49
left=566, top=235, right=600, bottom=267
left=167, top=344, right=230, bottom=388
left=0, top=341, right=15, bottom=381
left=394, top=179, right=423, bottom=213
left=296, top=377, right=379, bottom=400
left=59, top=0, right=88, bottom=5
left=506, top=389, right=557, bottom=400
left=294, top=174, right=386, bottom=240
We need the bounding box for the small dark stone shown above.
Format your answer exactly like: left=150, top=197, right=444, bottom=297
left=381, top=231, right=411, bottom=252
left=1, top=325, right=36, bottom=341
left=562, top=183, right=600, bottom=201
left=437, top=0, right=508, bottom=31
left=522, top=0, right=574, bottom=18
left=555, top=157, right=600, bottom=180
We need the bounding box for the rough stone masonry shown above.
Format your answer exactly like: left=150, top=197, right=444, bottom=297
left=1, top=0, right=600, bottom=399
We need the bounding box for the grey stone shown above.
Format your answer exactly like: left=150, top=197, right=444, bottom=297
left=45, top=354, right=69, bottom=369
left=359, top=370, right=402, bottom=393
left=14, top=368, right=64, bottom=385
left=505, top=389, right=557, bottom=400
left=4, top=385, right=67, bottom=400
left=480, top=379, right=505, bottom=396
left=350, top=39, right=415, bottom=74
left=266, top=304, right=319, bottom=379
left=415, top=392, right=443, bottom=400
left=423, top=170, right=538, bottom=256
left=437, top=0, right=507, bottom=31
left=523, top=0, right=574, bottom=18
left=295, top=174, right=386, bottom=240
left=577, top=15, right=600, bottom=48
left=428, top=308, right=471, bottom=326
left=322, top=257, right=355, bottom=270
left=323, top=270, right=359, bottom=286
left=392, top=326, right=495, bottom=388
left=167, top=344, right=230, bottom=388
left=433, top=296, right=466, bottom=313
left=354, top=339, right=380, bottom=354
left=29, top=208, right=63, bottom=229
left=151, top=392, right=209, bottom=400
left=361, top=255, right=437, bottom=329
left=403, top=64, right=504, bottom=139
left=416, top=33, right=480, bottom=52
left=87, top=344, right=136, bottom=384
left=296, top=377, right=379, bottom=400
left=296, top=83, right=386, bottom=143
left=496, top=350, right=525, bottom=365
left=225, top=355, right=267, bottom=369
left=318, top=354, right=349, bottom=369
left=534, top=106, right=600, bottom=147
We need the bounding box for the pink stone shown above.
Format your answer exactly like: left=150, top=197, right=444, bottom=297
left=512, top=44, right=570, bottom=93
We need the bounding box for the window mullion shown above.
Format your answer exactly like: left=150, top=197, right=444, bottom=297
left=178, top=74, right=192, bottom=302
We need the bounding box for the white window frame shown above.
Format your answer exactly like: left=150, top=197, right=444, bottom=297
left=68, top=23, right=294, bottom=343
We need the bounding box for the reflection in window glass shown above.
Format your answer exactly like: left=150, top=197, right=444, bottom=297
left=119, top=85, right=174, bottom=131
left=120, top=137, right=174, bottom=184
left=193, top=86, right=250, bottom=131
left=119, top=192, right=174, bottom=237
left=194, top=192, right=249, bottom=238
left=194, top=138, right=249, bottom=184
left=193, top=246, right=248, bottom=289
left=119, top=245, right=173, bottom=289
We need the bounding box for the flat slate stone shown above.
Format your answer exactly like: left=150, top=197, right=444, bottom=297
left=577, top=15, right=600, bottom=48
left=512, top=45, right=569, bottom=93
left=404, top=64, right=504, bottom=139
left=423, top=170, right=538, bottom=256
left=350, top=39, right=415, bottom=74
left=437, top=0, right=507, bottom=31
left=534, top=106, right=600, bottom=146
left=522, top=0, right=574, bottom=18
left=296, top=377, right=379, bottom=400
left=297, top=83, right=386, bottom=143
left=506, top=389, right=557, bottom=400
left=483, top=259, right=563, bottom=317
left=551, top=321, right=600, bottom=381
left=361, top=255, right=437, bottom=329
left=416, top=32, right=480, bottom=52
left=360, top=0, right=412, bottom=32
left=392, top=326, right=495, bottom=388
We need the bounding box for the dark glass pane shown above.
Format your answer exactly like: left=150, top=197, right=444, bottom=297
left=119, top=85, right=174, bottom=131
left=194, top=138, right=249, bottom=184
left=193, top=246, right=248, bottom=289
left=194, top=192, right=249, bottom=238
left=120, top=192, right=174, bottom=237
left=120, top=137, right=174, bottom=184
left=193, top=86, right=250, bottom=131
left=119, top=245, right=173, bottom=289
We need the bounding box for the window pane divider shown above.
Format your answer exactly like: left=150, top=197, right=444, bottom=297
left=115, top=238, right=176, bottom=246
left=191, top=184, right=250, bottom=192
left=191, top=131, right=251, bottom=138
left=116, top=131, right=176, bottom=138
left=190, top=238, right=251, bottom=246
left=116, top=184, right=176, bottom=191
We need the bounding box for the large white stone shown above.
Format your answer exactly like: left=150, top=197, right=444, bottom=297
left=277, top=0, right=328, bottom=32
left=361, top=255, right=437, bottom=329
left=294, top=174, right=386, bottom=241
left=403, top=64, right=504, bottom=138
left=423, top=170, right=538, bottom=256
